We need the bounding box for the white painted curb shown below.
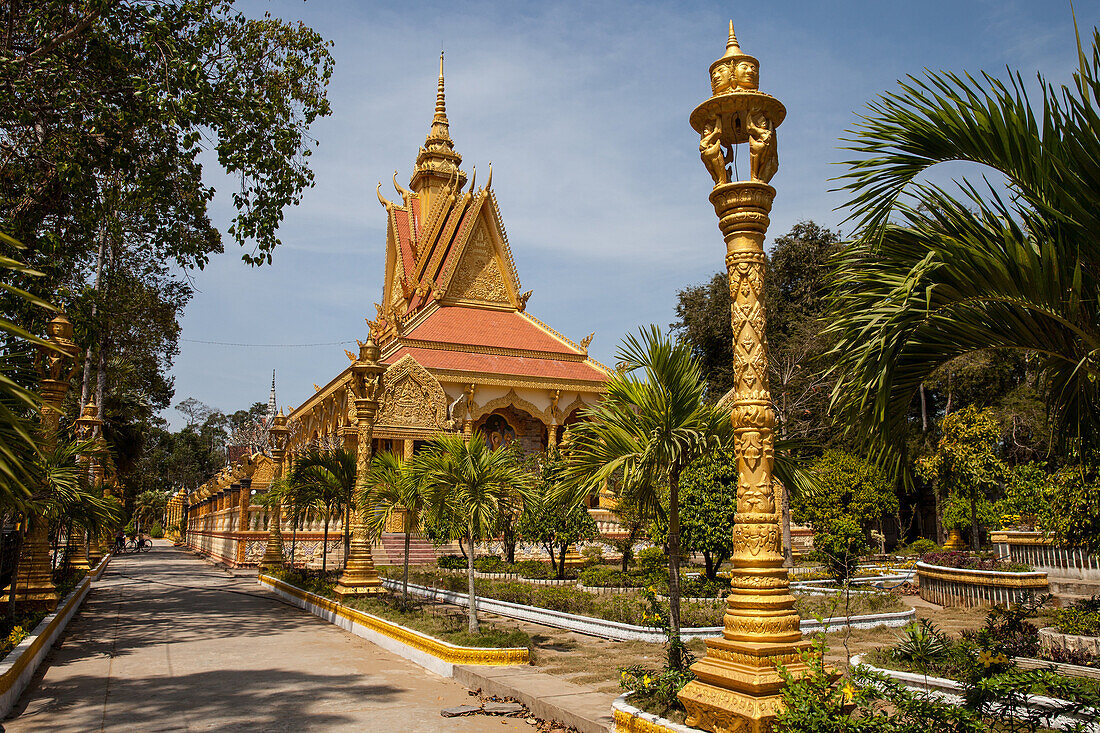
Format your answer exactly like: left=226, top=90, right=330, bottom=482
left=383, top=579, right=915, bottom=642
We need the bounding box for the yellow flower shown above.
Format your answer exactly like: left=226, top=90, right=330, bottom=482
left=841, top=682, right=857, bottom=703
left=642, top=674, right=653, bottom=687
left=978, top=649, right=996, bottom=667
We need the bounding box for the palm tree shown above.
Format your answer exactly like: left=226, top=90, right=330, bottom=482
left=558, top=325, right=731, bottom=668
left=364, top=450, right=426, bottom=605
left=290, top=448, right=356, bottom=573
left=414, top=433, right=530, bottom=633
left=827, top=26, right=1100, bottom=502
left=131, top=490, right=168, bottom=534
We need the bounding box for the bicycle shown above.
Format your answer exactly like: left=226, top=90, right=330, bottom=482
left=125, top=537, right=152, bottom=553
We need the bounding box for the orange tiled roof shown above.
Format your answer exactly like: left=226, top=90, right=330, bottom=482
left=384, top=346, right=607, bottom=383
left=405, top=306, right=582, bottom=355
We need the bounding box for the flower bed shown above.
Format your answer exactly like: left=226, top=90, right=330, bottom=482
left=259, top=573, right=528, bottom=677
left=917, top=561, right=1048, bottom=607
left=921, top=550, right=1033, bottom=572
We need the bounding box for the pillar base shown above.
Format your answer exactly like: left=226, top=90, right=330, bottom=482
left=678, top=635, right=831, bottom=733
left=333, top=580, right=385, bottom=600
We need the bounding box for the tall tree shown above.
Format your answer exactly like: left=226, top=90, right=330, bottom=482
left=827, top=26, right=1100, bottom=510
left=290, top=448, right=355, bottom=573
left=414, top=433, right=530, bottom=633
left=559, top=326, right=731, bottom=669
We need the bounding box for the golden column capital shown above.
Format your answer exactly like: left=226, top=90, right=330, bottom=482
left=678, top=23, right=818, bottom=733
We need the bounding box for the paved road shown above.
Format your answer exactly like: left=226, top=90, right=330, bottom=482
left=5, top=543, right=529, bottom=732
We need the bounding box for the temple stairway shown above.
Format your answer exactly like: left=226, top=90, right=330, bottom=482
left=375, top=533, right=457, bottom=566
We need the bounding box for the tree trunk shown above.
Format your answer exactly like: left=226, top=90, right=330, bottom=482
left=703, top=550, right=714, bottom=581
left=933, top=484, right=944, bottom=546
left=970, top=493, right=980, bottom=552
left=546, top=543, right=557, bottom=576
left=780, top=481, right=794, bottom=568
left=920, top=385, right=929, bottom=433
left=343, top=501, right=351, bottom=570
left=291, top=515, right=297, bottom=567
left=402, top=528, right=411, bottom=604
left=466, top=521, right=478, bottom=633
left=322, top=516, right=329, bottom=573
left=557, top=541, right=567, bottom=579
left=667, top=464, right=682, bottom=670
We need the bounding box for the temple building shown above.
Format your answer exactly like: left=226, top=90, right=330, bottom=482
left=283, top=56, right=610, bottom=465
left=184, top=57, right=614, bottom=566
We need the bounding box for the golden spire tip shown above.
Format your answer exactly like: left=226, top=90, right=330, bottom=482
left=727, top=20, right=739, bottom=51
left=435, top=50, right=447, bottom=120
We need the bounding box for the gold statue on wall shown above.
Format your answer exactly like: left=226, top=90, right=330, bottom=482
left=700, top=116, right=729, bottom=186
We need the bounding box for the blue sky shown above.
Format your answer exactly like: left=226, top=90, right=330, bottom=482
left=165, top=0, right=1098, bottom=428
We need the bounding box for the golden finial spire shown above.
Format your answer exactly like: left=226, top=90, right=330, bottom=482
left=434, top=51, right=447, bottom=123
left=726, top=21, right=739, bottom=53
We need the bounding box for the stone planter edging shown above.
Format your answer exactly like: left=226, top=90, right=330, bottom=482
left=916, top=561, right=1049, bottom=607
left=851, top=655, right=1099, bottom=732
left=383, top=579, right=915, bottom=642
left=1039, top=626, right=1100, bottom=658
left=611, top=693, right=705, bottom=733
left=258, top=574, right=528, bottom=678
left=0, top=553, right=110, bottom=718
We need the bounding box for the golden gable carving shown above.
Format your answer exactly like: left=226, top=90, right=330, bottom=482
left=377, top=355, right=448, bottom=431
left=448, top=220, right=509, bottom=304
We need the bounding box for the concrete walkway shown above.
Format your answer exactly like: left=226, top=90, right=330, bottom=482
left=4, top=543, right=529, bottom=732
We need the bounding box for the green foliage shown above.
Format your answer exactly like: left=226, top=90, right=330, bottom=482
left=579, top=566, right=641, bottom=588
left=650, top=449, right=737, bottom=580
left=995, top=462, right=1049, bottom=529
left=512, top=559, right=552, bottom=579
left=436, top=555, right=466, bottom=570
left=413, top=433, right=531, bottom=632
left=776, top=636, right=985, bottom=733
left=892, top=618, right=952, bottom=673
left=290, top=448, right=357, bottom=572
left=516, top=449, right=599, bottom=579
left=149, top=522, right=164, bottom=539
left=1043, top=461, right=1100, bottom=553
left=917, top=406, right=1005, bottom=546
left=1053, top=596, right=1100, bottom=637
left=635, top=546, right=666, bottom=577
left=904, top=538, right=938, bottom=555
left=472, top=556, right=506, bottom=573
left=798, top=449, right=896, bottom=580
left=618, top=665, right=695, bottom=722
left=828, top=29, right=1100, bottom=489
left=580, top=545, right=604, bottom=565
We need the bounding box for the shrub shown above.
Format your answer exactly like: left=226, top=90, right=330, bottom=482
left=472, top=555, right=505, bottom=573
left=593, top=594, right=644, bottom=625
left=491, top=581, right=532, bottom=605
left=513, top=559, right=551, bottom=579
left=580, top=566, right=639, bottom=588
left=150, top=522, right=164, bottom=539
left=811, top=514, right=867, bottom=582
left=892, top=618, right=952, bottom=673
left=436, top=554, right=467, bottom=570
left=1053, top=596, right=1100, bottom=637
left=619, top=664, right=695, bottom=721
left=921, top=550, right=1030, bottom=572
left=905, top=538, right=938, bottom=555
left=531, top=585, right=593, bottom=615
left=636, top=546, right=666, bottom=576
left=580, top=544, right=604, bottom=565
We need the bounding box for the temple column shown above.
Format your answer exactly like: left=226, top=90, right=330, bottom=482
left=259, top=414, right=291, bottom=573
left=334, top=338, right=387, bottom=599
left=6, top=315, right=79, bottom=610
left=678, top=23, right=816, bottom=733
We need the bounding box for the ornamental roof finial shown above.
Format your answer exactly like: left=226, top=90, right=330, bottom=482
left=434, top=51, right=447, bottom=123
left=725, top=20, right=741, bottom=56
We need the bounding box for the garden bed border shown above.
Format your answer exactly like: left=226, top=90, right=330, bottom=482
left=258, top=574, right=528, bottom=678
left=611, top=693, right=704, bottom=733
left=0, top=553, right=112, bottom=718
left=916, top=561, right=1049, bottom=607
left=851, top=654, right=1099, bottom=732
left=382, top=578, right=915, bottom=642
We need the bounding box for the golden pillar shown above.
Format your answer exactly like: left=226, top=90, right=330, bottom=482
left=7, top=315, right=80, bottom=609
left=259, top=413, right=291, bottom=572
left=73, top=401, right=103, bottom=569
left=677, top=24, right=815, bottom=733
left=333, top=338, right=386, bottom=598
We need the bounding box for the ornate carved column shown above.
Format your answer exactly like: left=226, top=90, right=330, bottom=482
left=8, top=315, right=80, bottom=610
left=677, top=24, right=816, bottom=733
left=72, top=401, right=103, bottom=570
left=334, top=338, right=387, bottom=599
left=259, top=413, right=290, bottom=572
